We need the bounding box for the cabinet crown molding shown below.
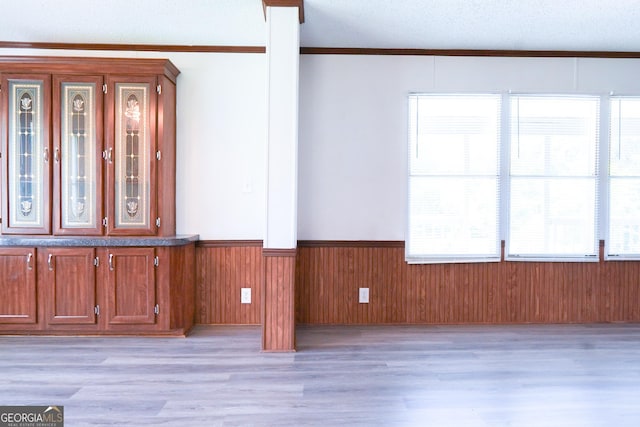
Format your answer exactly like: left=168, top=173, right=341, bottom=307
left=0, top=56, right=180, bottom=83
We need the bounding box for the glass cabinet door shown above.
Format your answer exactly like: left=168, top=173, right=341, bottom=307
left=106, top=76, right=157, bottom=235
left=53, top=76, right=104, bottom=235
left=1, top=74, right=51, bottom=234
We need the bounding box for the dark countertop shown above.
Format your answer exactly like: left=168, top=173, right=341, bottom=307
left=0, top=234, right=199, bottom=247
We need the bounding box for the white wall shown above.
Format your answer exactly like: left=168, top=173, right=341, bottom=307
left=172, top=53, right=266, bottom=239
left=297, top=55, right=640, bottom=241
left=0, top=48, right=266, bottom=240
left=3, top=49, right=640, bottom=242
left=1, top=0, right=264, bottom=47
left=298, top=55, right=417, bottom=240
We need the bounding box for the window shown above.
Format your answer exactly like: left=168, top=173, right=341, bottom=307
left=507, top=96, right=600, bottom=260
left=407, top=94, right=501, bottom=263
left=407, top=93, right=605, bottom=263
left=608, top=97, right=640, bottom=258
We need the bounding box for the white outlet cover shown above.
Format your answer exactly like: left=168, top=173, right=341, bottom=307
left=359, top=287, right=369, bottom=304
left=241, top=288, right=251, bottom=304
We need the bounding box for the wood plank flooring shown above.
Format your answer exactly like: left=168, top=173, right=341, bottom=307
left=1, top=324, right=640, bottom=426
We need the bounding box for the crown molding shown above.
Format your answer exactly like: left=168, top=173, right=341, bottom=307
left=300, top=47, right=640, bottom=58
left=4, top=41, right=639, bottom=58
left=0, top=41, right=265, bottom=54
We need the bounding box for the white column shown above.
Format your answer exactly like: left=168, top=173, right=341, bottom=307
left=264, top=5, right=300, bottom=249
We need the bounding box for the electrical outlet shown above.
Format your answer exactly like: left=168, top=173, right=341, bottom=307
left=241, top=288, right=251, bottom=304
left=359, top=287, right=369, bottom=304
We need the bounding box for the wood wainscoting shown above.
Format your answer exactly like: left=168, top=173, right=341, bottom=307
left=296, top=241, right=640, bottom=324
left=196, top=241, right=263, bottom=324
left=262, top=248, right=297, bottom=351
left=196, top=240, right=640, bottom=325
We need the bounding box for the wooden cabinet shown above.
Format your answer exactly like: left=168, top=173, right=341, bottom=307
left=0, top=74, right=52, bottom=234
left=42, top=247, right=160, bottom=332
left=40, top=247, right=98, bottom=329
left=0, top=57, right=178, bottom=237
left=105, top=76, right=158, bottom=236
left=0, top=241, right=195, bottom=335
left=0, top=57, right=193, bottom=336
left=52, top=75, right=104, bottom=236
left=105, top=247, right=157, bottom=327
left=0, top=248, right=37, bottom=326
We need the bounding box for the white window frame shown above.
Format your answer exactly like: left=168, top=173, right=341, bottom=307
left=606, top=96, right=640, bottom=260
left=406, top=93, right=502, bottom=264
left=406, top=92, right=612, bottom=264
left=505, top=94, right=601, bottom=262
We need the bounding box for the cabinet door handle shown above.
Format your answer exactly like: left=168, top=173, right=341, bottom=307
left=43, top=147, right=49, bottom=162
left=107, top=147, right=113, bottom=163
left=47, top=253, right=54, bottom=271
left=26, top=253, right=33, bottom=271
left=54, top=147, right=60, bottom=162
left=108, top=253, right=115, bottom=271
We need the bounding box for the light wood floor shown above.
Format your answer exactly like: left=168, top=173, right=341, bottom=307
left=1, top=324, right=640, bottom=426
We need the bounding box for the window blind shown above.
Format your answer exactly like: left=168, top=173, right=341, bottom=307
left=608, top=97, right=640, bottom=258
left=407, top=94, right=501, bottom=263
left=508, top=95, right=599, bottom=260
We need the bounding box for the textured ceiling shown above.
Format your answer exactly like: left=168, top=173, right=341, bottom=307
left=2, top=0, right=640, bottom=51
left=301, top=0, right=640, bottom=51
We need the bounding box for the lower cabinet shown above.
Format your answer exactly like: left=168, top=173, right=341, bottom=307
left=0, top=243, right=195, bottom=336
left=41, top=247, right=99, bottom=331
left=105, top=247, right=158, bottom=332
left=0, top=248, right=37, bottom=327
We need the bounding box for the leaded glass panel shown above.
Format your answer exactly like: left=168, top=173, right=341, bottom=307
left=61, top=83, right=97, bottom=228
left=8, top=80, right=45, bottom=228
left=114, top=83, right=150, bottom=229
